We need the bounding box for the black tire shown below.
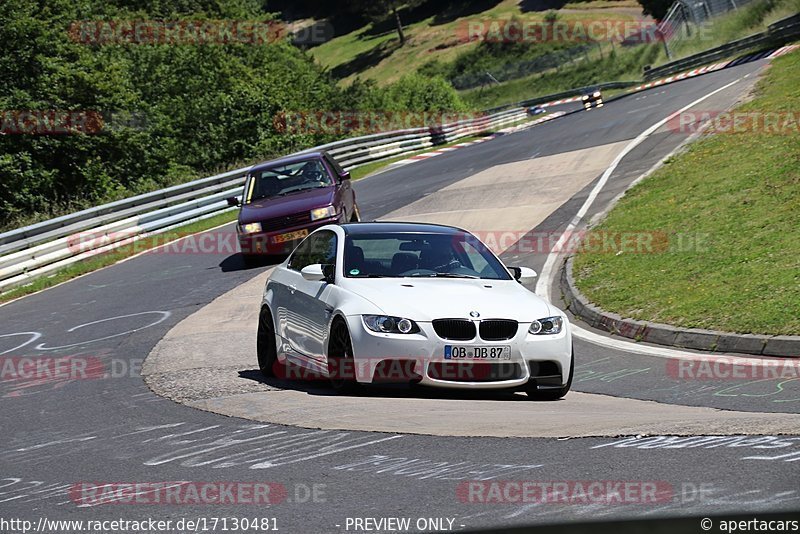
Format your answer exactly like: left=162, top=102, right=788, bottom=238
left=350, top=203, right=361, bottom=223
left=257, top=307, right=282, bottom=378
left=525, top=349, right=574, bottom=401
left=327, top=320, right=360, bottom=394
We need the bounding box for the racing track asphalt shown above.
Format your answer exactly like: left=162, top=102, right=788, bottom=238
left=0, top=57, right=798, bottom=532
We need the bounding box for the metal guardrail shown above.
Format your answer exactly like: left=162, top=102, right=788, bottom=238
left=0, top=106, right=531, bottom=293
left=483, top=81, right=639, bottom=114
left=645, top=13, right=800, bottom=80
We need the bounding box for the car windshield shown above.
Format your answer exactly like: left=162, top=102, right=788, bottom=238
left=246, top=159, right=332, bottom=203
left=344, top=232, right=512, bottom=280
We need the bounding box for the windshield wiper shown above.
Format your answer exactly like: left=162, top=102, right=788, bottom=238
left=276, top=185, right=327, bottom=197
left=407, top=272, right=479, bottom=279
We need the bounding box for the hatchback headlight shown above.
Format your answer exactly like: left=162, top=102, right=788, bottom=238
left=240, top=222, right=262, bottom=234
left=529, top=316, right=563, bottom=335
left=311, top=205, right=337, bottom=221
left=363, top=315, right=419, bottom=334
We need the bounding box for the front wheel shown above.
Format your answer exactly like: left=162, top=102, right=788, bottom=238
left=257, top=307, right=282, bottom=378
left=328, top=320, right=360, bottom=394
left=525, top=349, right=573, bottom=400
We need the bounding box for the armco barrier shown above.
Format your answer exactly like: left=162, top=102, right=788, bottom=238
left=644, top=13, right=800, bottom=80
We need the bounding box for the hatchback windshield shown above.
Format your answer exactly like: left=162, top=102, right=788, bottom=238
left=246, top=159, right=332, bottom=203
left=344, top=232, right=512, bottom=280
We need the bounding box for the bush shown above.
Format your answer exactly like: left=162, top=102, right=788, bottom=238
left=0, top=0, right=343, bottom=230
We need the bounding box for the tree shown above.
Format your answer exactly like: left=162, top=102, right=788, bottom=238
left=636, top=0, right=675, bottom=21
left=348, top=0, right=429, bottom=46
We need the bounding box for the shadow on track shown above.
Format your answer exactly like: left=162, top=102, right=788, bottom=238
left=238, top=368, right=550, bottom=402
left=219, top=253, right=286, bottom=273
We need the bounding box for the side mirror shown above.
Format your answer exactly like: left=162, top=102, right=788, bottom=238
left=301, top=264, right=335, bottom=283
left=508, top=266, right=537, bottom=284
left=340, top=171, right=351, bottom=181
left=226, top=197, right=241, bottom=207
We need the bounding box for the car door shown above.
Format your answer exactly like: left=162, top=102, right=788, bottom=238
left=324, top=153, right=354, bottom=219
left=283, top=230, right=338, bottom=364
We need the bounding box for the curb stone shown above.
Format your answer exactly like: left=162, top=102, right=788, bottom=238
left=560, top=256, right=800, bottom=358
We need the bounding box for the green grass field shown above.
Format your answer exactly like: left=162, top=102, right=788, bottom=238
left=309, top=0, right=798, bottom=112
left=572, top=47, right=800, bottom=336
left=309, top=0, right=641, bottom=86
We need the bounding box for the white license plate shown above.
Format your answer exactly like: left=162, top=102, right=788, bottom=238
left=444, top=345, right=511, bottom=360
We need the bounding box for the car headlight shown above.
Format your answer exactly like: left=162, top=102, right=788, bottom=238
left=240, top=222, right=262, bottom=234
left=529, top=316, right=563, bottom=335
left=582, top=95, right=589, bottom=100
left=593, top=91, right=601, bottom=97
left=363, top=315, right=419, bottom=334
left=310, top=205, right=337, bottom=221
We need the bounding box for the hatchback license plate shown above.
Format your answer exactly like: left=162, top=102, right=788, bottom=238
left=272, top=229, right=309, bottom=244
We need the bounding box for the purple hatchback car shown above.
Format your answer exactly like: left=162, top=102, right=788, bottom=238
left=227, top=151, right=359, bottom=262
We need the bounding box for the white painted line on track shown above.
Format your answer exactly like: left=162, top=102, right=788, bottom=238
left=533, top=76, right=758, bottom=362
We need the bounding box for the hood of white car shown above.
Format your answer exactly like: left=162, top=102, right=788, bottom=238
left=342, top=278, right=553, bottom=322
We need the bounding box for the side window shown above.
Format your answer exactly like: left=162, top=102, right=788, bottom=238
left=287, top=238, right=312, bottom=272
left=288, top=231, right=337, bottom=272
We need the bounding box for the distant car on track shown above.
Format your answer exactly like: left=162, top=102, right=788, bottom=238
left=582, top=88, right=604, bottom=110
left=227, top=152, right=360, bottom=263
left=256, top=222, right=573, bottom=400
left=527, top=106, right=546, bottom=116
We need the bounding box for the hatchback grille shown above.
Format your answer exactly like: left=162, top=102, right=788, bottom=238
left=432, top=319, right=475, bottom=341
left=260, top=212, right=312, bottom=232
left=479, top=320, right=518, bottom=341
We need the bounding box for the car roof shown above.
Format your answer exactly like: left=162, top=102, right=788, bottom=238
left=341, top=222, right=469, bottom=235
left=250, top=151, right=327, bottom=173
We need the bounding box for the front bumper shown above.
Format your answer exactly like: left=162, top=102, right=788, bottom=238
left=344, top=316, right=572, bottom=390
left=238, top=216, right=340, bottom=255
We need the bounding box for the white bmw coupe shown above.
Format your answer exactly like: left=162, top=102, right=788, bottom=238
left=257, top=222, right=573, bottom=400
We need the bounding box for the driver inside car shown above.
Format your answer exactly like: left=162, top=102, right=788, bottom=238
left=299, top=160, right=326, bottom=185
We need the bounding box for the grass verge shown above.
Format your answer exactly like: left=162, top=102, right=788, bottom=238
left=0, top=210, right=239, bottom=305
left=572, top=47, right=800, bottom=336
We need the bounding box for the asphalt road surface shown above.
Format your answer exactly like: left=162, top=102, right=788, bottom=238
left=1, top=57, right=797, bottom=534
